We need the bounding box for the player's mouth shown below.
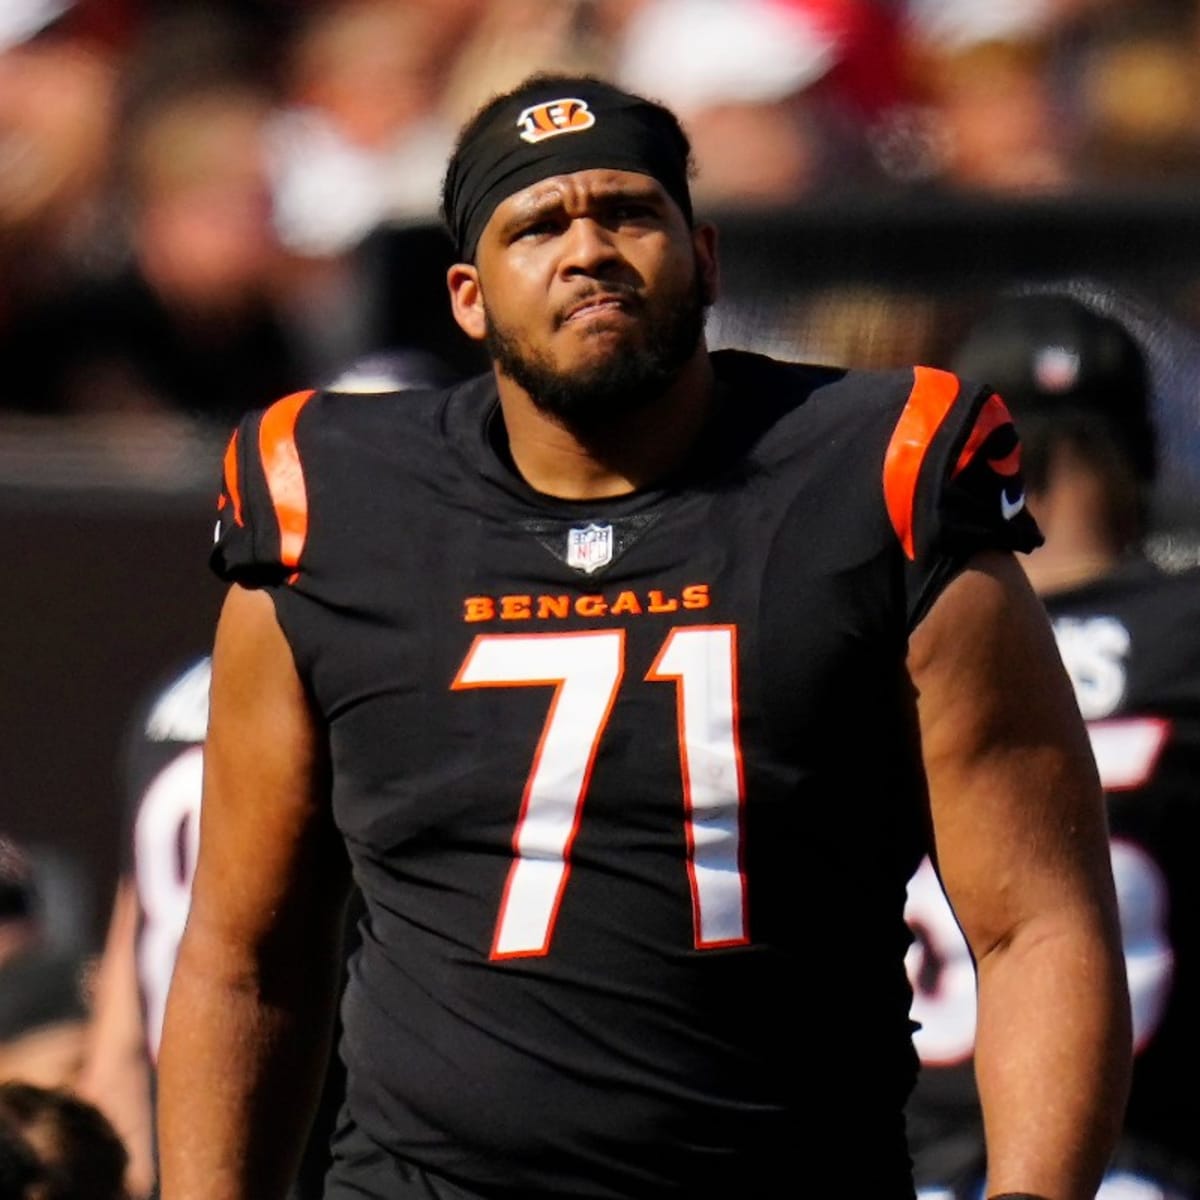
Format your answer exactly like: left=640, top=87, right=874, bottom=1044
left=560, top=292, right=637, bottom=327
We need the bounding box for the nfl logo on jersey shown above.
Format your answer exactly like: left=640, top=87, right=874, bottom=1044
left=567, top=523, right=613, bottom=574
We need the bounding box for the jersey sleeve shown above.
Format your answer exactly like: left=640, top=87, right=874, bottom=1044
left=883, top=366, right=1044, bottom=628
left=210, top=389, right=316, bottom=587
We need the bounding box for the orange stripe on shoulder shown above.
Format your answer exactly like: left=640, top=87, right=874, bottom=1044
left=257, top=389, right=316, bottom=577
left=222, top=429, right=244, bottom=527
left=883, top=366, right=961, bottom=560
left=952, top=392, right=1016, bottom=478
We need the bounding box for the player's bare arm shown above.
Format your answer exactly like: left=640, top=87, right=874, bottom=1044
left=910, top=550, right=1132, bottom=1200
left=157, top=584, right=350, bottom=1200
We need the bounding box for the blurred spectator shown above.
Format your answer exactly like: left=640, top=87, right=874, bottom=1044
left=1074, top=9, right=1200, bottom=185
left=905, top=2, right=1075, bottom=195
left=0, top=838, right=89, bottom=1092
left=267, top=0, right=462, bottom=256
left=787, top=284, right=940, bottom=369
left=0, top=79, right=306, bottom=423
left=0, top=2, right=118, bottom=334
left=615, top=0, right=843, bottom=206
left=262, top=0, right=499, bottom=383
left=774, top=0, right=908, bottom=128
left=0, top=1082, right=128, bottom=1200
left=439, top=0, right=595, bottom=131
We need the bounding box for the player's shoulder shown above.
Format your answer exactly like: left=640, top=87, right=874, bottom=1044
left=242, top=379, right=456, bottom=444
left=212, top=377, right=483, bottom=585
left=711, top=348, right=989, bottom=454
left=234, top=374, right=493, bottom=485
left=712, top=347, right=939, bottom=419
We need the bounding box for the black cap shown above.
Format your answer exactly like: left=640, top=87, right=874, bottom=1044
left=951, top=293, right=1155, bottom=482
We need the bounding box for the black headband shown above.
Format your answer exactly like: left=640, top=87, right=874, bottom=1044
left=444, top=79, right=693, bottom=261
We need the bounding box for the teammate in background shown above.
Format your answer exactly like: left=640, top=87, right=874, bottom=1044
left=158, top=74, right=1130, bottom=1200
left=906, top=292, right=1200, bottom=1200
left=76, top=656, right=209, bottom=1199
left=77, top=352, right=461, bottom=1199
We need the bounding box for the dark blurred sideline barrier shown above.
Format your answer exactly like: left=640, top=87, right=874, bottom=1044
left=6, top=193, right=1200, bottom=950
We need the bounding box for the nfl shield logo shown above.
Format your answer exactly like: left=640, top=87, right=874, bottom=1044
left=566, top=523, right=613, bottom=574
left=1033, top=345, right=1081, bottom=394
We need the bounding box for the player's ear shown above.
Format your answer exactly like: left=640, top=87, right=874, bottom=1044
left=692, top=221, right=719, bottom=307
left=447, top=263, right=486, bottom=341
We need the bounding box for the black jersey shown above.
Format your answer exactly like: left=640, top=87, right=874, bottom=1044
left=905, top=559, right=1200, bottom=1199
left=211, top=349, right=1040, bottom=1200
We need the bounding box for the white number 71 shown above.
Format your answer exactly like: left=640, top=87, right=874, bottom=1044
left=452, top=627, right=749, bottom=959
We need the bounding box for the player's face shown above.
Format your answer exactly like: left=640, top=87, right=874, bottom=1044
left=450, top=169, right=717, bottom=427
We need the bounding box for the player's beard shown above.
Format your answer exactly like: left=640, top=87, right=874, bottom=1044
left=483, top=261, right=707, bottom=433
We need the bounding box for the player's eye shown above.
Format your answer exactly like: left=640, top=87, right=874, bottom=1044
left=610, top=201, right=656, bottom=222
left=515, top=218, right=560, bottom=240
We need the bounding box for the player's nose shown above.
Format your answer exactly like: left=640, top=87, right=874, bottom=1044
left=558, top=216, right=621, bottom=278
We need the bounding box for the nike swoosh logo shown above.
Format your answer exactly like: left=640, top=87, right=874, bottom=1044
left=1001, top=490, right=1026, bottom=521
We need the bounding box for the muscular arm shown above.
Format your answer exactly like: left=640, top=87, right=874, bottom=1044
left=909, top=551, right=1131, bottom=1200
left=157, top=585, right=351, bottom=1200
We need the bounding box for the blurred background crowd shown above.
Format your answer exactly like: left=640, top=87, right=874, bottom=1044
left=4, top=0, right=1200, bottom=1194
left=5, top=0, right=1200, bottom=429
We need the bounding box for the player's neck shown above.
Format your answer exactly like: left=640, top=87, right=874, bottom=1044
left=1024, top=547, right=1122, bottom=596
left=494, top=350, right=717, bottom=500
left=1022, top=500, right=1123, bottom=596
left=1021, top=469, right=1130, bottom=596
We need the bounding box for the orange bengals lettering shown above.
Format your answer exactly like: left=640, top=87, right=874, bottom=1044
left=464, top=597, right=496, bottom=622
left=499, top=595, right=533, bottom=620
left=463, top=584, right=711, bottom=623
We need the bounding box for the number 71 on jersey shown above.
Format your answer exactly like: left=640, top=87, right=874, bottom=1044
left=452, top=628, right=749, bottom=959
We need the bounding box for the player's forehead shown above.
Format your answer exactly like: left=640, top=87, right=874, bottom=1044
left=486, top=168, right=672, bottom=231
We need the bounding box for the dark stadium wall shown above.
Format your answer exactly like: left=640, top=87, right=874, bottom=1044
left=0, top=492, right=222, bottom=951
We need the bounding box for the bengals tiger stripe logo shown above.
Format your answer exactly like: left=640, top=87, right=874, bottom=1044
left=516, top=98, right=596, bottom=144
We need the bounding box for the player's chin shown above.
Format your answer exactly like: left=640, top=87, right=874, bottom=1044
left=560, top=316, right=642, bottom=360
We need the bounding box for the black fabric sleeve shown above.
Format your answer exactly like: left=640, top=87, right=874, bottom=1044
left=209, top=407, right=292, bottom=587
left=903, top=377, right=1044, bottom=628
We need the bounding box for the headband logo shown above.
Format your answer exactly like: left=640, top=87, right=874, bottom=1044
left=516, top=98, right=596, bottom=144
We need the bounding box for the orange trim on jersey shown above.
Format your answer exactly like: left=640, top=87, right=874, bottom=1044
left=222, top=430, right=244, bottom=527
left=883, top=367, right=961, bottom=560
left=986, top=446, right=1022, bottom=478
left=646, top=624, right=750, bottom=950
left=257, top=390, right=315, bottom=575
left=952, top=393, right=1017, bottom=478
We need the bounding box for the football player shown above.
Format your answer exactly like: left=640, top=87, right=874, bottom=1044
left=159, top=75, right=1129, bottom=1200
left=906, top=291, right=1200, bottom=1200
